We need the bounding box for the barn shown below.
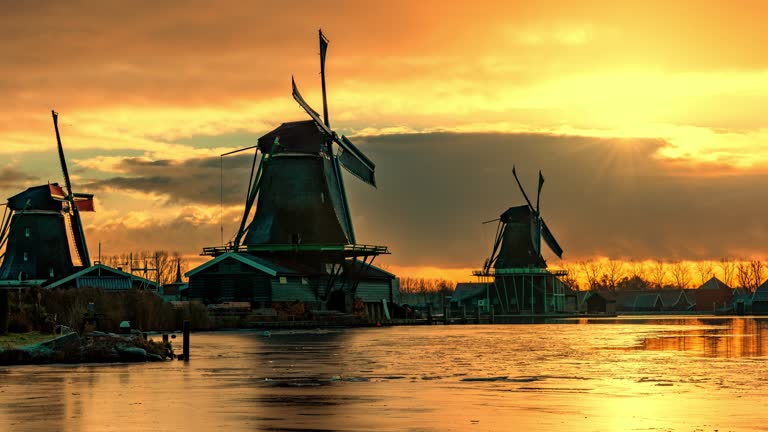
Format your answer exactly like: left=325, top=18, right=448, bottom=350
left=186, top=252, right=397, bottom=317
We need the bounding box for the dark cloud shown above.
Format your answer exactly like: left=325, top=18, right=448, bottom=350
left=0, top=166, right=39, bottom=190
left=83, top=154, right=255, bottom=206
left=82, top=132, right=768, bottom=267
left=345, top=132, right=768, bottom=266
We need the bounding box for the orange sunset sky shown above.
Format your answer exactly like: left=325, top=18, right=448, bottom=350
left=2, top=1, right=768, bottom=281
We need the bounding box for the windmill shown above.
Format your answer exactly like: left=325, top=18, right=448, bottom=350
left=474, top=166, right=568, bottom=315
left=195, top=30, right=391, bottom=314
left=483, top=165, right=563, bottom=272
left=219, top=29, right=378, bottom=251
left=0, top=111, right=94, bottom=283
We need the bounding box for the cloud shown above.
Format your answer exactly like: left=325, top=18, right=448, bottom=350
left=0, top=165, right=39, bottom=190
left=76, top=131, right=768, bottom=268
left=82, top=153, right=255, bottom=206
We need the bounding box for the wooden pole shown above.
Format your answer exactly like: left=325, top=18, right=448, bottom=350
left=490, top=305, right=495, bottom=324
left=0, top=291, right=8, bottom=335
left=475, top=305, right=481, bottom=324
left=461, top=304, right=467, bottom=323
left=427, top=305, right=433, bottom=325
left=182, top=320, right=190, bottom=361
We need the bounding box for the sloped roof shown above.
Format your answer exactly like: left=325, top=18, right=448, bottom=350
left=44, top=263, right=159, bottom=290
left=584, top=290, right=616, bottom=303
left=453, top=283, right=489, bottom=302
left=658, top=289, right=692, bottom=307
left=345, top=260, right=397, bottom=280
left=635, top=293, right=662, bottom=309
left=698, top=276, right=730, bottom=291
left=753, top=280, right=768, bottom=302
left=186, top=252, right=323, bottom=278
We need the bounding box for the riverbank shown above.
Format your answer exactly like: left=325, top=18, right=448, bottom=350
left=0, top=331, right=173, bottom=365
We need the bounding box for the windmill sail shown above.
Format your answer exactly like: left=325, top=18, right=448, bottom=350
left=540, top=219, right=563, bottom=258
left=52, top=110, right=91, bottom=267
left=338, top=136, right=376, bottom=187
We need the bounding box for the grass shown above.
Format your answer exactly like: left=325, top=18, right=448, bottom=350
left=0, top=332, right=58, bottom=349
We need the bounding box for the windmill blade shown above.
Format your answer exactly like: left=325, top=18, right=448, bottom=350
left=512, top=165, right=535, bottom=211
left=292, top=78, right=377, bottom=187
left=52, top=110, right=74, bottom=197
left=70, top=207, right=91, bottom=267
left=540, top=218, right=563, bottom=258
left=292, top=77, right=333, bottom=138
left=337, top=135, right=376, bottom=187
left=536, top=171, right=544, bottom=212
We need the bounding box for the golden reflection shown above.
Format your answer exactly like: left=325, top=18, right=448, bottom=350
left=631, top=318, right=768, bottom=358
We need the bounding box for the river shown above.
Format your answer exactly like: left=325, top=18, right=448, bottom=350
left=1, top=316, right=767, bottom=431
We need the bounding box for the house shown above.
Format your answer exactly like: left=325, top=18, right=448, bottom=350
left=695, top=277, right=732, bottom=312
left=43, top=263, right=160, bottom=291
left=453, top=283, right=490, bottom=311
left=634, top=293, right=663, bottom=312
left=731, top=288, right=753, bottom=315
left=615, top=291, right=663, bottom=312
left=583, top=290, right=616, bottom=315
left=752, top=281, right=768, bottom=315
left=186, top=252, right=396, bottom=319
left=659, top=289, right=694, bottom=311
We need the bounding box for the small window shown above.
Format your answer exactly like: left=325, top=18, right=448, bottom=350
left=301, top=277, right=309, bottom=285
left=23, top=252, right=28, bottom=262
left=279, top=277, right=287, bottom=284
left=49, top=268, right=54, bottom=277
left=24, top=227, right=31, bottom=238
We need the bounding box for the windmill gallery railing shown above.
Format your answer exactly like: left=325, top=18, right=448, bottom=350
left=473, top=268, right=568, bottom=277
left=201, top=243, right=389, bottom=257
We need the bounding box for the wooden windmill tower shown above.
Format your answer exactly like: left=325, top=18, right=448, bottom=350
left=0, top=111, right=94, bottom=284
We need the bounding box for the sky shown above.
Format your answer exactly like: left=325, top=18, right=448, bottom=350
left=2, top=0, right=767, bottom=281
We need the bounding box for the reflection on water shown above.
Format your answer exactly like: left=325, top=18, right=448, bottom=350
left=568, top=316, right=768, bottom=358
left=1, top=317, right=767, bottom=431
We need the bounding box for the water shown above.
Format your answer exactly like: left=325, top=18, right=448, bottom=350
left=1, top=316, right=768, bottom=431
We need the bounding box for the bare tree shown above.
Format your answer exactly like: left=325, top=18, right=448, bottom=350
left=749, top=259, right=766, bottom=293
left=580, top=260, right=603, bottom=289
left=559, top=262, right=581, bottom=291
left=649, top=260, right=667, bottom=289
left=695, top=261, right=715, bottom=287
left=736, top=261, right=752, bottom=290
left=718, top=257, right=736, bottom=287
left=602, top=259, right=626, bottom=291
left=628, top=259, right=646, bottom=280
left=669, top=261, right=692, bottom=289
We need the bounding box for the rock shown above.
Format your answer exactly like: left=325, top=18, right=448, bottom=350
left=147, top=353, right=163, bottom=362
left=39, top=332, right=81, bottom=362
left=116, top=345, right=148, bottom=362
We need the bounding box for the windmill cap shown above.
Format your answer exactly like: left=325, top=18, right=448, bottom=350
left=258, top=120, right=327, bottom=154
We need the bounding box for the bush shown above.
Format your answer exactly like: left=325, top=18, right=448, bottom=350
left=7, top=312, right=32, bottom=333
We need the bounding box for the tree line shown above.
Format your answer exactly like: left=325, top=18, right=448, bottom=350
left=99, top=250, right=188, bottom=286
left=554, top=257, right=766, bottom=292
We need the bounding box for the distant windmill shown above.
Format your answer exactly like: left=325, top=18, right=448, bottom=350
left=483, top=165, right=563, bottom=273
left=228, top=29, right=376, bottom=249
left=0, top=111, right=94, bottom=283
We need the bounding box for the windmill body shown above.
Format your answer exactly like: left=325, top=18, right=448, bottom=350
left=243, top=120, right=353, bottom=246
left=494, top=205, right=546, bottom=269
left=0, top=184, right=77, bottom=282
